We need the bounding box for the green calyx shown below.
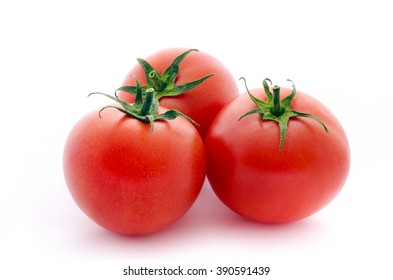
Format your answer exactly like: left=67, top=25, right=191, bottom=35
left=117, top=49, right=214, bottom=100
left=89, top=76, right=198, bottom=131
left=239, top=78, right=328, bottom=150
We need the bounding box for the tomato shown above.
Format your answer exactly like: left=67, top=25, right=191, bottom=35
left=63, top=88, right=206, bottom=235
left=117, top=48, right=239, bottom=139
left=205, top=78, right=350, bottom=223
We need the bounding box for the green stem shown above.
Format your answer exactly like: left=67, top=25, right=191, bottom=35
left=117, top=49, right=213, bottom=100
left=272, top=85, right=282, bottom=116
left=134, top=77, right=143, bottom=105
left=148, top=70, right=164, bottom=91
left=90, top=75, right=198, bottom=130
left=239, top=78, right=328, bottom=150
left=140, top=88, right=155, bottom=116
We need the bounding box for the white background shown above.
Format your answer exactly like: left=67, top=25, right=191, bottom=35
left=1, top=0, right=392, bottom=279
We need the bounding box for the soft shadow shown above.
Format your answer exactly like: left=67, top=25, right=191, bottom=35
left=67, top=178, right=329, bottom=259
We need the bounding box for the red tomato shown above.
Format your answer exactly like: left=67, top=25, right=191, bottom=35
left=63, top=106, right=206, bottom=235
left=205, top=80, right=350, bottom=223
left=118, top=48, right=239, bottom=138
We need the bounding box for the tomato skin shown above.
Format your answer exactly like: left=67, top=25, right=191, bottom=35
left=205, top=88, right=350, bottom=223
left=118, top=48, right=239, bottom=139
left=63, top=107, right=206, bottom=235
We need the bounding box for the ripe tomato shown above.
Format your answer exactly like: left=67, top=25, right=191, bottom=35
left=63, top=93, right=206, bottom=235
left=205, top=79, right=350, bottom=223
left=118, top=48, right=239, bottom=139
